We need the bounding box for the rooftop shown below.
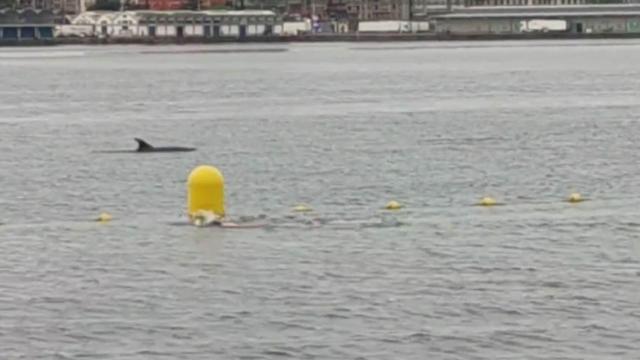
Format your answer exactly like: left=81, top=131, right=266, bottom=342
left=433, top=5, right=640, bottom=18
left=134, top=10, right=277, bottom=16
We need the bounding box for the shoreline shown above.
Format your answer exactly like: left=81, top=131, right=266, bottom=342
left=3, top=32, right=640, bottom=46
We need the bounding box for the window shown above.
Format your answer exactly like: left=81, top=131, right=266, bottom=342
left=38, top=27, right=53, bottom=39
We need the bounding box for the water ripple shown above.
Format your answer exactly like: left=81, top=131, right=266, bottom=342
left=1, top=41, right=640, bottom=360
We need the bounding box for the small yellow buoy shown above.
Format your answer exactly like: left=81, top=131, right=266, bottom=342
left=187, top=165, right=225, bottom=219
left=292, top=204, right=312, bottom=213
left=479, top=197, right=497, bottom=206
left=568, top=192, right=583, bottom=203
left=96, top=212, right=112, bottom=222
left=385, top=200, right=402, bottom=210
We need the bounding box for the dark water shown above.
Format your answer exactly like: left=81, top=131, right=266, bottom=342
left=1, top=40, right=639, bottom=359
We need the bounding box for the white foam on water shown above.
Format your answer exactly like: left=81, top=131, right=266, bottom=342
left=0, top=50, right=86, bottom=59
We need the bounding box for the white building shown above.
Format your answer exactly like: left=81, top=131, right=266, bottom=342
left=57, top=10, right=282, bottom=38
left=135, top=10, right=281, bottom=38
left=59, top=11, right=139, bottom=37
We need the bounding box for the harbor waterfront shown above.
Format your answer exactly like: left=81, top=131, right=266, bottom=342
left=4, top=5, right=640, bottom=45
left=6, top=31, right=640, bottom=46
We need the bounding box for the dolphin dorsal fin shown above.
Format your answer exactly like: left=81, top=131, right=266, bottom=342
left=134, top=138, right=154, bottom=151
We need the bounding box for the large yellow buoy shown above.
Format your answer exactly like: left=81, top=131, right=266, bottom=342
left=188, top=165, right=225, bottom=219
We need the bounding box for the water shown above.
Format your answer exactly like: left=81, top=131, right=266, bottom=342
left=1, top=40, right=639, bottom=359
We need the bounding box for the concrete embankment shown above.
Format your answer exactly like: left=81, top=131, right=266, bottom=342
left=3, top=32, right=640, bottom=46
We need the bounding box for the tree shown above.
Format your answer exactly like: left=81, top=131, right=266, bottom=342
left=184, top=0, right=199, bottom=10
left=0, top=0, right=15, bottom=9
left=88, top=0, right=122, bottom=11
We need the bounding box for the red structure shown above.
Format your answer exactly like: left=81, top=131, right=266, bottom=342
left=145, top=0, right=227, bottom=10
left=146, top=0, right=191, bottom=10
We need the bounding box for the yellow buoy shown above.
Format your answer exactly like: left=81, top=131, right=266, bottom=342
left=188, top=165, right=225, bottom=219
left=479, top=197, right=497, bottom=206
left=293, top=204, right=312, bottom=212
left=568, top=192, right=583, bottom=203
left=385, top=200, right=402, bottom=210
left=96, top=212, right=112, bottom=222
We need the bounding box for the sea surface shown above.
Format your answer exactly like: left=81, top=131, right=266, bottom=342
left=0, top=40, right=639, bottom=359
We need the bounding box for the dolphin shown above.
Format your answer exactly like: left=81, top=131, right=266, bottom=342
left=133, top=138, right=196, bottom=153
left=94, top=138, right=196, bottom=153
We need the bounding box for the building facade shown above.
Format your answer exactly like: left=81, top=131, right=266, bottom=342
left=53, top=0, right=85, bottom=13
left=15, top=0, right=85, bottom=13
left=0, top=8, right=57, bottom=40
left=216, top=0, right=454, bottom=20
left=433, top=5, right=640, bottom=34
left=146, top=0, right=190, bottom=10
left=59, top=9, right=281, bottom=38
left=364, top=0, right=411, bottom=20
left=137, top=10, right=280, bottom=36
left=460, top=0, right=640, bottom=5
left=463, top=0, right=587, bottom=5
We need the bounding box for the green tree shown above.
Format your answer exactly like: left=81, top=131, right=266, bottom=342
left=88, top=0, right=122, bottom=11
left=0, top=0, right=15, bottom=9
left=184, top=0, right=199, bottom=10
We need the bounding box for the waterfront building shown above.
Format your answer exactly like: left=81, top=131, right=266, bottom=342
left=432, top=4, right=640, bottom=35
left=461, top=0, right=640, bottom=6
left=15, top=0, right=85, bottom=13
left=234, top=0, right=443, bottom=20
left=65, top=10, right=138, bottom=36
left=136, top=9, right=279, bottom=37
left=146, top=0, right=191, bottom=10
left=464, top=0, right=588, bottom=5
left=59, top=9, right=281, bottom=38
left=0, top=8, right=56, bottom=40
